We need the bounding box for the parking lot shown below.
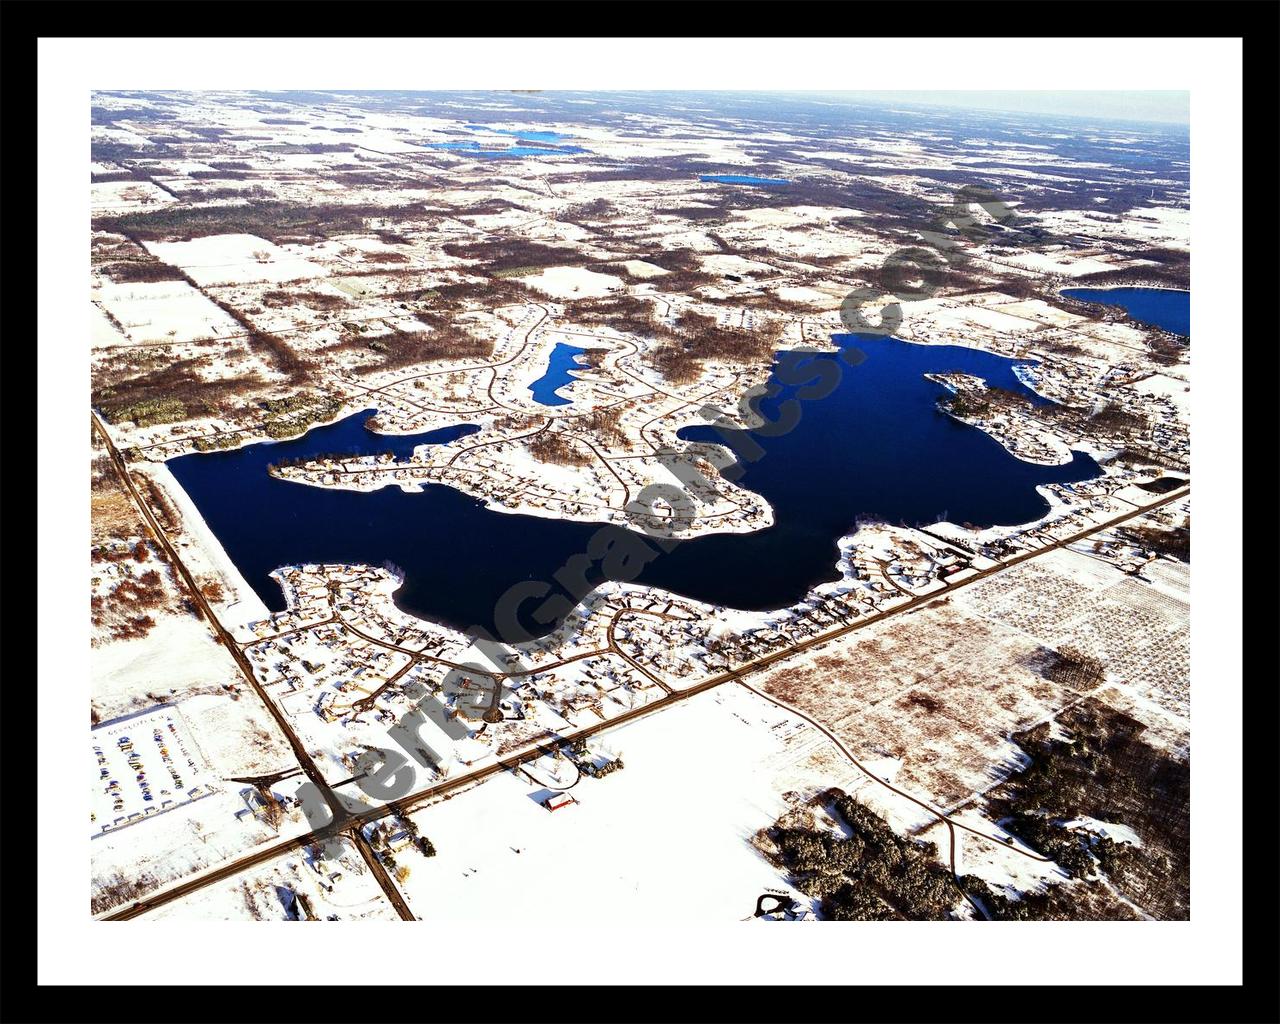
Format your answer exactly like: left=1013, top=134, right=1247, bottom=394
left=91, top=705, right=215, bottom=837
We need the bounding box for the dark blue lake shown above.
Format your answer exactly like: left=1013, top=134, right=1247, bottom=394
left=1061, top=286, right=1189, bottom=337
left=529, top=342, right=587, bottom=407
left=700, top=174, right=790, bottom=186
left=168, top=337, right=1098, bottom=641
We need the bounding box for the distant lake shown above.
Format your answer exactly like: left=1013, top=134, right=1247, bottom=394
left=465, top=125, right=572, bottom=143
left=426, top=140, right=587, bottom=158
left=168, top=337, right=1098, bottom=641
left=529, top=342, right=587, bottom=407
left=700, top=174, right=790, bottom=186
left=1061, top=286, right=1189, bottom=337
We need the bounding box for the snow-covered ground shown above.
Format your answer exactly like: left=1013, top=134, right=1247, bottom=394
left=92, top=614, right=233, bottom=718
left=394, top=685, right=865, bottom=920
left=91, top=179, right=178, bottom=215
left=146, top=835, right=398, bottom=921
left=614, top=259, right=669, bottom=278
left=140, top=462, right=271, bottom=632
left=143, top=234, right=328, bottom=287
left=93, top=280, right=242, bottom=345
left=521, top=265, right=625, bottom=299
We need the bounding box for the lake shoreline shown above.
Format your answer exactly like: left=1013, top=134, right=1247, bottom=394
left=166, top=335, right=1104, bottom=638
left=1058, top=285, right=1190, bottom=337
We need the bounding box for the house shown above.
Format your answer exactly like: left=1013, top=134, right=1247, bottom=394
left=543, top=792, right=576, bottom=813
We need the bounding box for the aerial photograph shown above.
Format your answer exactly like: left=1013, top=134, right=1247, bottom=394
left=88, top=88, right=1191, bottom=924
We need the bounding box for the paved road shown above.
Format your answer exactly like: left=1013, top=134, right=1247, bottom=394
left=94, top=413, right=412, bottom=919
left=94, top=414, right=348, bottom=826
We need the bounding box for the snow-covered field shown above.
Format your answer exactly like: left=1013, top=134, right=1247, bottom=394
left=143, top=234, right=328, bottom=287
left=751, top=599, right=1080, bottom=815
left=395, top=685, right=866, bottom=920
left=1124, top=372, right=1191, bottom=415
left=91, top=613, right=234, bottom=719
left=986, top=248, right=1140, bottom=278
left=91, top=179, right=178, bottom=215
left=954, top=546, right=1190, bottom=731
left=614, top=259, right=669, bottom=278
left=521, top=265, right=625, bottom=299
left=146, top=836, right=398, bottom=921
left=93, top=280, right=242, bottom=345
left=90, top=301, right=130, bottom=347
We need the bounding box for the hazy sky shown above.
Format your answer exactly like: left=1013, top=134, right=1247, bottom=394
left=820, top=91, right=1190, bottom=126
